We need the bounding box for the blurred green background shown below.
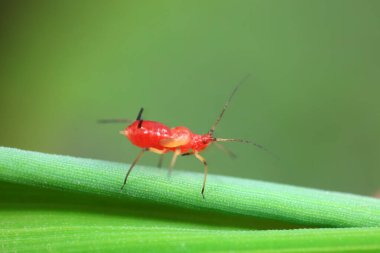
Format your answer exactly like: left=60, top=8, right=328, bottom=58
left=0, top=0, right=379, bottom=196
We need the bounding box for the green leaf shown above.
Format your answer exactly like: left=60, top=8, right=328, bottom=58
left=0, top=146, right=380, bottom=252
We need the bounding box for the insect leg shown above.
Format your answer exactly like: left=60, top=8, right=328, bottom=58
left=181, top=152, right=194, bottom=156
left=121, top=148, right=148, bottom=190
left=194, top=152, right=208, bottom=199
left=148, top=148, right=167, bottom=168
left=169, top=148, right=181, bottom=176
left=157, top=154, right=164, bottom=168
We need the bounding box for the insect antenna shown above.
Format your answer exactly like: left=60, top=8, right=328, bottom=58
left=208, top=74, right=250, bottom=136
left=213, top=138, right=278, bottom=160
left=214, top=138, right=263, bottom=149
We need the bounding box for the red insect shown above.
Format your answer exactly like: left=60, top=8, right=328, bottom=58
left=102, top=76, right=265, bottom=198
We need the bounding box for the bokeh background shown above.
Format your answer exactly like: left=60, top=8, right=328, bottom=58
left=1, top=0, right=379, bottom=196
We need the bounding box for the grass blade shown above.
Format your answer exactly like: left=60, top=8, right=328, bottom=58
left=0, top=147, right=379, bottom=227
left=1, top=147, right=380, bottom=252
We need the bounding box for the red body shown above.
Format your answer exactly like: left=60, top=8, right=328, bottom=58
left=117, top=76, right=253, bottom=196
left=121, top=120, right=213, bottom=154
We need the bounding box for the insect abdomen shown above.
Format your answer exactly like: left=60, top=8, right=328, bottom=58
left=125, top=120, right=171, bottom=149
